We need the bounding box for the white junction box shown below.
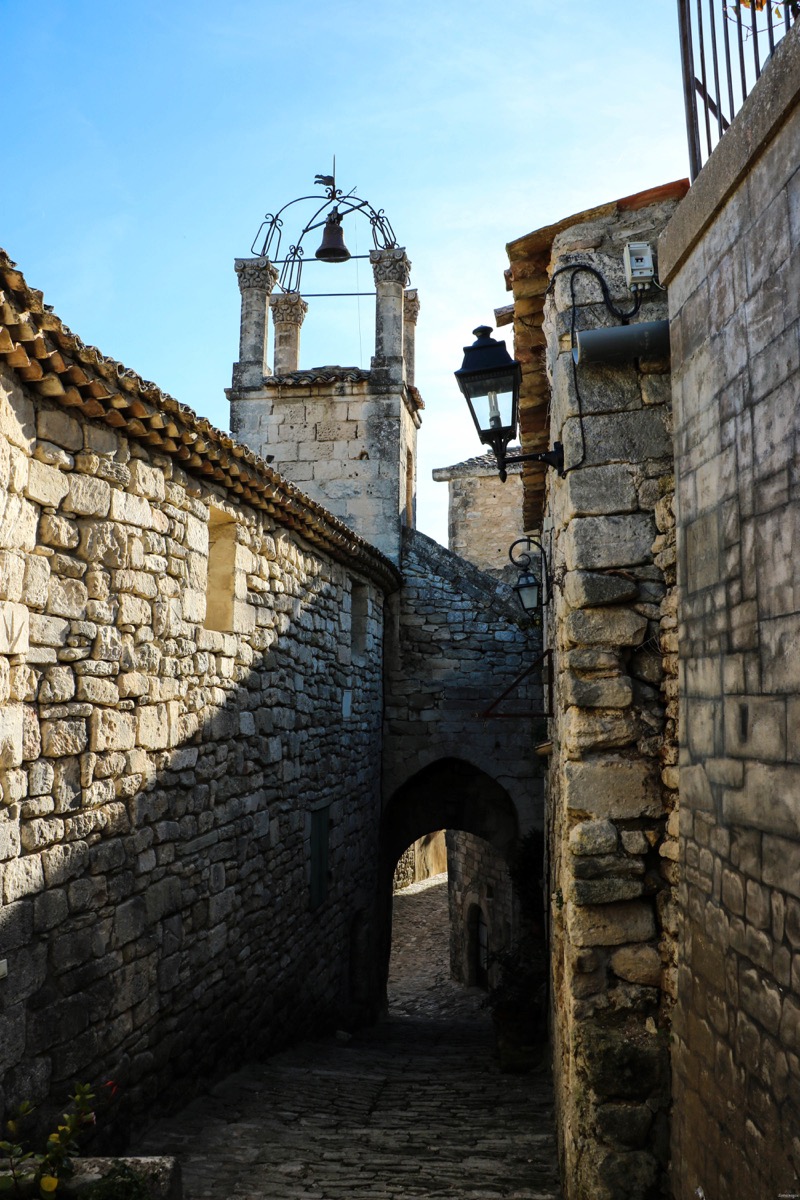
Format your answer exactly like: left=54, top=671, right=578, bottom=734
left=623, top=242, right=656, bottom=291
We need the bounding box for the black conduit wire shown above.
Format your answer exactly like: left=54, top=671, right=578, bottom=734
left=542, top=263, right=643, bottom=476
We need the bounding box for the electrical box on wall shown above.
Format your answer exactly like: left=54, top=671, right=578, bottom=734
left=623, top=242, right=656, bottom=291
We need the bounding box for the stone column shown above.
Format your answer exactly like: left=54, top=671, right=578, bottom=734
left=269, top=292, right=309, bottom=375
left=403, top=289, right=420, bottom=386
left=370, top=248, right=411, bottom=383
left=233, top=257, right=279, bottom=386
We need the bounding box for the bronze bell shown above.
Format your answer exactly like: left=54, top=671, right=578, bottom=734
left=315, top=210, right=351, bottom=263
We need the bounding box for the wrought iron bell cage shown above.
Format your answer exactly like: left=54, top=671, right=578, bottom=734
left=249, top=167, right=399, bottom=295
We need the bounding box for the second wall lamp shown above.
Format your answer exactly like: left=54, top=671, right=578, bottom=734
left=509, top=536, right=550, bottom=614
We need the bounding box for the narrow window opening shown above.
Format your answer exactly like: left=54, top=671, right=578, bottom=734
left=351, top=580, right=368, bottom=661
left=404, top=448, right=414, bottom=527
left=467, top=903, right=489, bottom=990
left=204, top=507, right=236, bottom=632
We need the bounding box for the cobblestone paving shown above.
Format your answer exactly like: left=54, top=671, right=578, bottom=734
left=134, top=875, right=561, bottom=1199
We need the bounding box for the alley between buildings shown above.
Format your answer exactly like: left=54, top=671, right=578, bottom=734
left=133, top=875, right=562, bottom=1199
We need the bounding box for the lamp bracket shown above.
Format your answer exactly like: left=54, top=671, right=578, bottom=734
left=497, top=442, right=565, bottom=481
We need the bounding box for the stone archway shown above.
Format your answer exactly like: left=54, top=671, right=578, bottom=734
left=381, top=757, right=520, bottom=867
left=369, top=757, right=522, bottom=1008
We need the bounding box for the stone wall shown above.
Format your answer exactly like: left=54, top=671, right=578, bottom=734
left=377, top=528, right=545, bottom=999
left=392, top=831, right=446, bottom=892
left=660, top=24, right=800, bottom=1199
left=432, top=454, right=524, bottom=582
left=446, top=831, right=515, bottom=989
left=427, top=450, right=535, bottom=1002
left=383, top=527, right=544, bottom=832
left=516, top=191, right=684, bottom=1200
left=0, top=256, right=397, bottom=1127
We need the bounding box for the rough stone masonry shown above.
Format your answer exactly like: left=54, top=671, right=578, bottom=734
left=0, top=233, right=545, bottom=1144
left=506, top=183, right=687, bottom=1200
left=0, top=250, right=397, bottom=1122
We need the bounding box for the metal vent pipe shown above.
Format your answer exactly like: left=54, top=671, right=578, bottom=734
left=572, top=319, right=670, bottom=365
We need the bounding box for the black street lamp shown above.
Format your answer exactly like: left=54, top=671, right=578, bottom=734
left=455, top=326, right=565, bottom=482
left=509, top=536, right=549, bottom=614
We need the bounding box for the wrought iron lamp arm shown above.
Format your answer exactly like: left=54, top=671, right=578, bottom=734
left=504, top=445, right=565, bottom=476
left=508, top=535, right=550, bottom=606
left=509, top=537, right=538, bottom=570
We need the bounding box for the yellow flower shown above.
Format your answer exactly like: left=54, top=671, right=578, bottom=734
left=39, top=1177, right=59, bottom=1194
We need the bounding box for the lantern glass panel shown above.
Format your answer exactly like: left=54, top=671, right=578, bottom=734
left=467, top=382, right=516, bottom=439
left=513, top=572, right=540, bottom=613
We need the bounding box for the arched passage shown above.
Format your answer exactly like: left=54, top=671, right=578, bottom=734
left=382, top=757, right=520, bottom=868
left=363, top=757, right=523, bottom=1010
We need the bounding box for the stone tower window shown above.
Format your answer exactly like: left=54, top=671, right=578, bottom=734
left=204, top=507, right=236, bottom=632
left=405, top=448, right=414, bottom=527
left=350, top=580, right=368, bottom=661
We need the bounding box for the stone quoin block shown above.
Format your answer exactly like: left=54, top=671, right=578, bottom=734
left=564, top=758, right=662, bottom=819
left=566, top=899, right=657, bottom=947
left=563, top=514, right=657, bottom=571
left=563, top=607, right=647, bottom=648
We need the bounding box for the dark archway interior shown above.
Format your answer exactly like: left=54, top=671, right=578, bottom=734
left=367, top=757, right=523, bottom=1011
left=381, top=757, right=520, bottom=868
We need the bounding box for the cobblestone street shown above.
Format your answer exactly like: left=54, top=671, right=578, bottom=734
left=134, top=875, right=561, bottom=1198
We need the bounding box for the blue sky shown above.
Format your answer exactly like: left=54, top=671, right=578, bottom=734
left=2, top=0, right=689, bottom=545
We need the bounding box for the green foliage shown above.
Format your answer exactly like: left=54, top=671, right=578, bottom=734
left=0, top=1086, right=98, bottom=1199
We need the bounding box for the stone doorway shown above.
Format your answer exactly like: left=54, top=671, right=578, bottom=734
left=468, top=902, right=489, bottom=989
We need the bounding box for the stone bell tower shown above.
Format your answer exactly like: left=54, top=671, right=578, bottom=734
left=227, top=243, right=423, bottom=565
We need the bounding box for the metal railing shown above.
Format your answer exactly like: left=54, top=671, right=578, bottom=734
left=678, top=0, right=799, bottom=179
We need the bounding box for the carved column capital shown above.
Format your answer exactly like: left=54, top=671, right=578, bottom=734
left=269, top=292, right=309, bottom=326
left=403, top=288, right=420, bottom=325
left=370, top=248, right=411, bottom=287
left=235, top=257, right=279, bottom=292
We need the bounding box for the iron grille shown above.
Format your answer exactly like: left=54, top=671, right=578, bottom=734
left=678, top=0, right=799, bottom=179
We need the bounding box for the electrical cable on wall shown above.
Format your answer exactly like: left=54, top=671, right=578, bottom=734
left=526, top=261, right=648, bottom=475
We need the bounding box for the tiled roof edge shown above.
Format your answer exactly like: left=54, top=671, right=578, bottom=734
left=432, top=447, right=522, bottom=480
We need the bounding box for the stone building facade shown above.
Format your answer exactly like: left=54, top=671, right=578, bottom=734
left=0, top=219, right=544, bottom=1132
left=0, top=249, right=399, bottom=1118
left=501, top=21, right=800, bottom=1198
left=446, top=830, right=516, bottom=991
left=430, top=446, right=539, bottom=993
left=225, top=243, right=545, bottom=1012
left=432, top=450, right=523, bottom=583
left=659, top=25, right=800, bottom=1200
left=228, top=251, right=422, bottom=565
left=505, top=182, right=687, bottom=1200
